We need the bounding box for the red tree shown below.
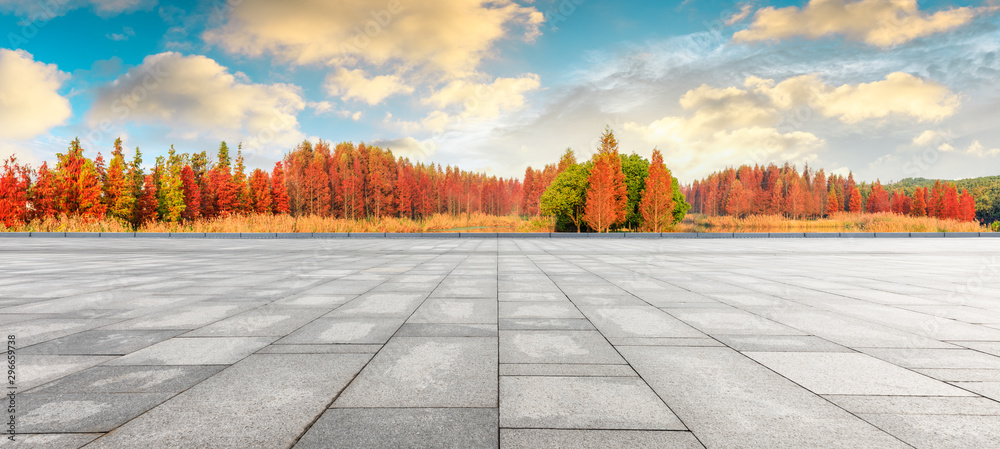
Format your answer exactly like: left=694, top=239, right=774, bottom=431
left=271, top=162, right=290, bottom=214
left=54, top=139, right=106, bottom=219
left=847, top=185, right=862, bottom=213
left=638, top=149, right=675, bottom=231
left=826, top=187, right=840, bottom=216
left=180, top=165, right=201, bottom=221
left=583, top=129, right=627, bottom=232
left=866, top=180, right=890, bottom=213
left=136, top=175, right=159, bottom=225
left=0, top=156, right=31, bottom=228
left=943, top=184, right=959, bottom=220
left=30, top=162, right=59, bottom=220
left=911, top=187, right=927, bottom=217
left=959, top=189, right=976, bottom=222
left=248, top=168, right=272, bottom=214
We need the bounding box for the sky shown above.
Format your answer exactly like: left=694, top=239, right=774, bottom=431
left=0, top=0, right=998, bottom=183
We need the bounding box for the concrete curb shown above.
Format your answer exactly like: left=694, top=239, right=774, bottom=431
left=0, top=231, right=994, bottom=239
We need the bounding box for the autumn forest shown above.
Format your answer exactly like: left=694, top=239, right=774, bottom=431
left=0, top=129, right=993, bottom=233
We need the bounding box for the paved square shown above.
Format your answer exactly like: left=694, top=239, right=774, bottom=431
left=3, top=237, right=1000, bottom=448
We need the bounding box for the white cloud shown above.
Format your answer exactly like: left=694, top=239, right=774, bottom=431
left=966, top=140, right=1000, bottom=157
left=204, top=0, right=544, bottom=79
left=370, top=137, right=439, bottom=161
left=912, top=129, right=947, bottom=146
left=725, top=4, right=754, bottom=26
left=623, top=71, right=959, bottom=179
left=734, top=0, right=985, bottom=47
left=414, top=74, right=541, bottom=132
left=325, top=68, right=413, bottom=105
left=749, top=72, right=959, bottom=124
left=0, top=49, right=71, bottom=140
left=106, top=26, right=135, bottom=41
left=87, top=52, right=306, bottom=151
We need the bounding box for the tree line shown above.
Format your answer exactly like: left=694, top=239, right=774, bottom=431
left=685, top=163, right=978, bottom=222
left=0, top=129, right=691, bottom=232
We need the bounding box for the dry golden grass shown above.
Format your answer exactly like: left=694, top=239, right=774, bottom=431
left=2, top=215, right=132, bottom=233
left=3, top=213, right=988, bottom=234
left=1, top=213, right=554, bottom=233
left=680, top=213, right=991, bottom=233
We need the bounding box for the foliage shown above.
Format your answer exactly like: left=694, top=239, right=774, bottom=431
left=584, top=128, right=628, bottom=233
left=885, top=176, right=1000, bottom=224
left=540, top=161, right=592, bottom=232
left=639, top=149, right=674, bottom=232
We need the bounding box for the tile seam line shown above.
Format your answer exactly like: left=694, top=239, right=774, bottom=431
left=286, top=248, right=460, bottom=448
left=526, top=241, right=706, bottom=446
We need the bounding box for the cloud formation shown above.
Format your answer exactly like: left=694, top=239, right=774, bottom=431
left=417, top=74, right=541, bottom=131
left=325, top=68, right=414, bottom=105
left=370, top=137, right=439, bottom=161
left=749, top=72, right=960, bottom=123
left=624, top=71, right=960, bottom=179
left=204, top=0, right=544, bottom=79
left=734, top=0, right=981, bottom=47
left=87, top=52, right=306, bottom=151
left=0, top=49, right=71, bottom=140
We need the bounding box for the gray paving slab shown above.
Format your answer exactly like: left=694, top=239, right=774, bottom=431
left=668, top=308, right=807, bottom=335
left=499, top=301, right=585, bottom=319
left=20, top=329, right=184, bottom=355
left=500, top=376, right=685, bottom=430
left=85, top=354, right=371, bottom=448
left=294, top=408, right=499, bottom=449
left=859, top=348, right=1000, bottom=369
left=408, top=298, right=498, bottom=323
left=106, top=336, right=274, bottom=365
left=4, top=237, right=1000, bottom=447
left=183, top=306, right=328, bottom=336
left=498, top=318, right=596, bottom=330
left=580, top=306, right=707, bottom=338
left=952, top=381, right=1000, bottom=401
left=18, top=392, right=174, bottom=432
left=500, top=330, right=625, bottom=364
left=30, top=365, right=224, bottom=394
left=334, top=337, right=497, bottom=407
left=0, top=433, right=101, bottom=448
left=499, top=429, right=704, bottom=449
left=276, top=317, right=402, bottom=344
left=744, top=352, right=972, bottom=396
left=714, top=334, right=851, bottom=352
left=17, top=355, right=116, bottom=391
left=326, top=292, right=427, bottom=317
left=500, top=363, right=636, bottom=377
left=396, top=323, right=498, bottom=337
left=620, top=346, right=910, bottom=448
left=824, top=394, right=1000, bottom=415
left=857, top=414, right=1000, bottom=449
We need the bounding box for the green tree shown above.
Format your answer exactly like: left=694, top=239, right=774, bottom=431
left=540, top=162, right=592, bottom=232
left=619, top=152, right=649, bottom=230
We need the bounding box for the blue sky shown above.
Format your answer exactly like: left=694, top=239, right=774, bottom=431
left=1, top=0, right=998, bottom=182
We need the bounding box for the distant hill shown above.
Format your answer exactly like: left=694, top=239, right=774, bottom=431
left=884, top=176, right=1000, bottom=224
